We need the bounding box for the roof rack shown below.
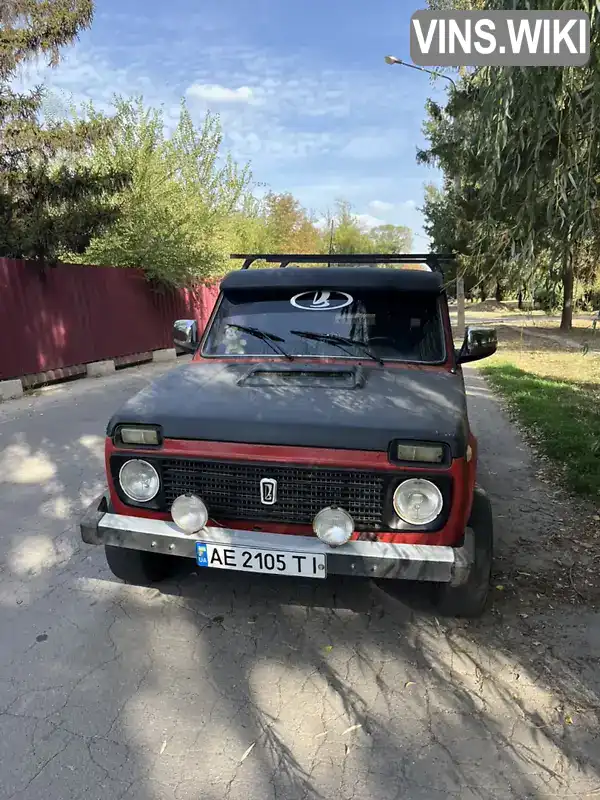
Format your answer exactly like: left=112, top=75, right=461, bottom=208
left=230, top=253, right=455, bottom=273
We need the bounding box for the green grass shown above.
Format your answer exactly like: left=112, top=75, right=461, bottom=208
left=481, top=362, right=600, bottom=497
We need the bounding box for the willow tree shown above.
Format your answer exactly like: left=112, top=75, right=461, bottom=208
left=421, top=0, right=600, bottom=330
left=418, top=85, right=522, bottom=300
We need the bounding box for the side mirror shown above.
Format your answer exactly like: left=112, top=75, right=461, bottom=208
left=173, top=319, right=199, bottom=353
left=456, top=326, right=497, bottom=364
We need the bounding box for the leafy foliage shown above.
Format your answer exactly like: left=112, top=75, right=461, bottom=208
left=369, top=223, right=413, bottom=254
left=0, top=0, right=94, bottom=74
left=68, top=98, right=252, bottom=284
left=255, top=192, right=323, bottom=254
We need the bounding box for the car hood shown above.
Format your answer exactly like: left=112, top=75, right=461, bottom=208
left=107, top=361, right=469, bottom=457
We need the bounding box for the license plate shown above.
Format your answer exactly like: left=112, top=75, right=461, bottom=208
left=195, top=543, right=326, bottom=579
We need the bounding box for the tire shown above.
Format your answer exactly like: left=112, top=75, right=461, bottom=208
left=104, top=545, right=177, bottom=585
left=432, top=486, right=493, bottom=618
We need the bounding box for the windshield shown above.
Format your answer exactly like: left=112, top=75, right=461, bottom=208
left=202, top=288, right=446, bottom=363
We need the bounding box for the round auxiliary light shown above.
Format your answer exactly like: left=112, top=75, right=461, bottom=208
left=171, top=494, right=209, bottom=535
left=119, top=459, right=160, bottom=503
left=313, top=507, right=354, bottom=547
left=393, top=479, right=443, bottom=526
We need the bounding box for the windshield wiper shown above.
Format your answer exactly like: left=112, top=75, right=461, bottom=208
left=225, top=324, right=294, bottom=360
left=290, top=330, right=384, bottom=366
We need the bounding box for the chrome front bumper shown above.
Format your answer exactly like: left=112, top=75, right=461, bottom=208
left=81, top=494, right=473, bottom=585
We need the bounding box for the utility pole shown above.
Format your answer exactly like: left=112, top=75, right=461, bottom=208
left=452, top=175, right=465, bottom=340
left=456, top=276, right=466, bottom=341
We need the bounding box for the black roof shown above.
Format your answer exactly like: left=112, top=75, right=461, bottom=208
left=221, top=267, right=444, bottom=294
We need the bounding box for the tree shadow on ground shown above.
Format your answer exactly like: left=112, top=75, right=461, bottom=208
left=111, top=559, right=600, bottom=800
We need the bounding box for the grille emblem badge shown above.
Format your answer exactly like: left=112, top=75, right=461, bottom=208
left=259, top=478, right=277, bottom=505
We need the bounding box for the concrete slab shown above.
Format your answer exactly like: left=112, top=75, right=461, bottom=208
left=114, top=352, right=152, bottom=369
left=152, top=348, right=177, bottom=363
left=86, top=360, right=115, bottom=378
left=22, top=364, right=86, bottom=390
left=0, top=378, right=23, bottom=401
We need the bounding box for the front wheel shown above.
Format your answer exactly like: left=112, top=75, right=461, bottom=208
left=105, top=545, right=178, bottom=585
left=432, top=486, right=493, bottom=618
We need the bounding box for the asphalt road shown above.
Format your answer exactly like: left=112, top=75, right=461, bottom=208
left=0, top=361, right=598, bottom=800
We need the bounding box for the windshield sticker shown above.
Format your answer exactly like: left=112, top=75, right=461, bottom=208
left=290, top=290, right=353, bottom=311
left=336, top=311, right=375, bottom=324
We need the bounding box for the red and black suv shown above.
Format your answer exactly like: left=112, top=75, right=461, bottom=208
left=80, top=254, right=498, bottom=617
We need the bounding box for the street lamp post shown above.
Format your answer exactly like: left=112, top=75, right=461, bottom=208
left=385, top=55, right=465, bottom=337
left=384, top=54, right=459, bottom=190
left=384, top=55, right=457, bottom=88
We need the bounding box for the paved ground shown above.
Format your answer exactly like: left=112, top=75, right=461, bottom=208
left=0, top=361, right=599, bottom=800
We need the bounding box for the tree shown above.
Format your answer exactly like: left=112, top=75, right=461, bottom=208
left=326, top=200, right=374, bottom=254
left=369, top=224, right=413, bottom=253
left=69, top=97, right=252, bottom=285
left=0, top=0, right=129, bottom=262
left=260, top=192, right=322, bottom=254
left=419, top=0, right=600, bottom=330
left=0, top=1, right=93, bottom=75
left=455, top=56, right=600, bottom=329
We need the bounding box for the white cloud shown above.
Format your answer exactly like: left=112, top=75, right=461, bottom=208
left=13, top=46, right=181, bottom=128
left=185, top=83, right=257, bottom=104
left=368, top=200, right=394, bottom=212
left=356, top=214, right=385, bottom=230
left=222, top=122, right=336, bottom=162
left=366, top=199, right=418, bottom=216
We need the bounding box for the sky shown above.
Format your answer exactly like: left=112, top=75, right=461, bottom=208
left=17, top=0, right=447, bottom=251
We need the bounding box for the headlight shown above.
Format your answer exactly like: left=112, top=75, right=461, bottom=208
left=119, top=426, right=160, bottom=446
left=394, top=442, right=445, bottom=464
left=119, top=459, right=160, bottom=502
left=171, top=494, right=208, bottom=534
left=393, top=479, right=443, bottom=525
left=313, top=507, right=354, bottom=547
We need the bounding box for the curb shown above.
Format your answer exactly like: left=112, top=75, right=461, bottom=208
left=0, top=348, right=182, bottom=400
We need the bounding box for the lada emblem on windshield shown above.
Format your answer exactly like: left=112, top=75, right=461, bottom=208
left=290, top=290, right=353, bottom=311
left=259, top=478, right=278, bottom=505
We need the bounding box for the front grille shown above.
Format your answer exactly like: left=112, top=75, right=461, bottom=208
left=160, top=458, right=387, bottom=530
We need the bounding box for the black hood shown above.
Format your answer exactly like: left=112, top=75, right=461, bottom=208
left=107, top=361, right=469, bottom=457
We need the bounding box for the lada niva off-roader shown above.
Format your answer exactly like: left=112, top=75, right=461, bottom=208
left=80, top=254, right=498, bottom=617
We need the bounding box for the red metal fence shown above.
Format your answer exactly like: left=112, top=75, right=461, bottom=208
left=0, top=258, right=220, bottom=381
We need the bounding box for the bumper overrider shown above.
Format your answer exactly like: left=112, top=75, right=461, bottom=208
left=81, top=493, right=474, bottom=585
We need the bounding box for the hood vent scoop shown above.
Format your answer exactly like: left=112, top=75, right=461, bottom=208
left=237, top=364, right=365, bottom=389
